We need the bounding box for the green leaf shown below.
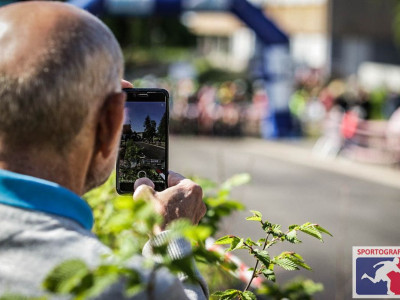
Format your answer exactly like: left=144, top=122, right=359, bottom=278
left=253, top=249, right=270, bottom=267
left=167, top=219, right=192, bottom=234
left=125, top=269, right=144, bottom=297
left=241, top=291, right=257, bottom=300
left=249, top=210, right=262, bottom=218
left=194, top=245, right=239, bottom=272
left=271, top=224, right=283, bottom=236
left=113, top=196, right=134, bottom=210
left=105, top=211, right=134, bottom=233
left=262, top=269, right=276, bottom=282
left=227, top=238, right=244, bottom=252
left=152, top=243, right=169, bottom=256
left=183, top=225, right=212, bottom=242
left=167, top=256, right=197, bottom=282
left=286, top=230, right=302, bottom=244
left=205, top=198, right=245, bottom=210
left=85, top=273, right=119, bottom=298
left=315, top=225, right=333, bottom=237
left=287, top=253, right=312, bottom=271
left=167, top=219, right=197, bottom=241
left=245, top=237, right=258, bottom=247
left=212, top=289, right=240, bottom=300
left=299, top=225, right=323, bottom=241
left=262, top=221, right=272, bottom=231
left=212, top=290, right=234, bottom=296
left=43, top=259, right=91, bottom=293
left=257, top=238, right=266, bottom=246
left=274, top=252, right=311, bottom=271
left=246, top=210, right=263, bottom=222
left=274, top=258, right=299, bottom=271
left=190, top=177, right=217, bottom=192
left=215, top=235, right=239, bottom=245
left=221, top=174, right=251, bottom=190
left=271, top=224, right=281, bottom=231
left=283, top=277, right=324, bottom=296
left=246, top=216, right=262, bottom=222
left=125, top=283, right=144, bottom=298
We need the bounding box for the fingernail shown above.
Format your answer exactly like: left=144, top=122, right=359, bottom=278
left=133, top=185, right=152, bottom=200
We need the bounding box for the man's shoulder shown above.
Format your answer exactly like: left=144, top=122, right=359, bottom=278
left=0, top=204, right=202, bottom=300
left=0, top=204, right=109, bottom=296
left=0, top=203, right=108, bottom=257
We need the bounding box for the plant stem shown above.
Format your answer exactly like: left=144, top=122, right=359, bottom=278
left=244, top=233, right=270, bottom=291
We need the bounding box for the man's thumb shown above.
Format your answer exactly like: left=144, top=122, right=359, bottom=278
left=134, top=177, right=155, bottom=190
left=133, top=178, right=155, bottom=201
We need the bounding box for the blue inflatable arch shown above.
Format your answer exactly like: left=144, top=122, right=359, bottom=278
left=68, top=0, right=293, bottom=137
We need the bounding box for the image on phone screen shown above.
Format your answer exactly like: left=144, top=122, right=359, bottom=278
left=117, top=98, right=168, bottom=193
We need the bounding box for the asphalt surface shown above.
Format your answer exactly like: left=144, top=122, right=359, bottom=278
left=169, top=135, right=400, bottom=300
left=135, top=142, right=165, bottom=159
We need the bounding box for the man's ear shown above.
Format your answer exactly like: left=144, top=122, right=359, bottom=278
left=95, top=92, right=126, bottom=159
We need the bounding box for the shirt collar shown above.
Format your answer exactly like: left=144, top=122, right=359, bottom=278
left=0, top=169, right=93, bottom=230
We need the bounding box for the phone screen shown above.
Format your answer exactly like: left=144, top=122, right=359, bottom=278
left=116, top=89, right=168, bottom=194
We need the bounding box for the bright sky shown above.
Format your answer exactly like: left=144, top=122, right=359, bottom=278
left=124, top=102, right=166, bottom=132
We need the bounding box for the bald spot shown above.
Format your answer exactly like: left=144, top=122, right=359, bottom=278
left=0, top=2, right=95, bottom=77
left=0, top=1, right=123, bottom=153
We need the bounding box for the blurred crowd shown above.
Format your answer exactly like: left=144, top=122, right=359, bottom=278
left=294, top=69, right=400, bottom=163
left=133, top=70, right=400, bottom=146
left=290, top=68, right=400, bottom=136
left=133, top=75, right=268, bottom=137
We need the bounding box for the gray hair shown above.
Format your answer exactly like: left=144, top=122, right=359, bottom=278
left=0, top=10, right=123, bottom=154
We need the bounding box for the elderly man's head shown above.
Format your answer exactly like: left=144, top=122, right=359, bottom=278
left=0, top=2, right=126, bottom=194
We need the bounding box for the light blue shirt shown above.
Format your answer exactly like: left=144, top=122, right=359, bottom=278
left=0, top=169, right=93, bottom=229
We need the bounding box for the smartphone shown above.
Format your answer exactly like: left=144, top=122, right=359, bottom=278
left=116, top=88, right=169, bottom=194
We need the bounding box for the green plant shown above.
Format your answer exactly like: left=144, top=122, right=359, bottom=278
left=193, top=173, right=248, bottom=236
left=257, top=277, right=324, bottom=300
left=212, top=210, right=332, bottom=300
left=40, top=172, right=330, bottom=299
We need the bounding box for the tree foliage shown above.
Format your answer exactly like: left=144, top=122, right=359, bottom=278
left=143, top=115, right=157, bottom=142
left=157, top=112, right=167, bottom=142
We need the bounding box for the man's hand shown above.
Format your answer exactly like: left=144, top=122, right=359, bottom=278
left=133, top=171, right=206, bottom=229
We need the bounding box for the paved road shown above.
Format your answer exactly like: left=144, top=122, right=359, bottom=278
left=135, top=142, right=165, bottom=159
left=170, top=135, right=400, bottom=300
